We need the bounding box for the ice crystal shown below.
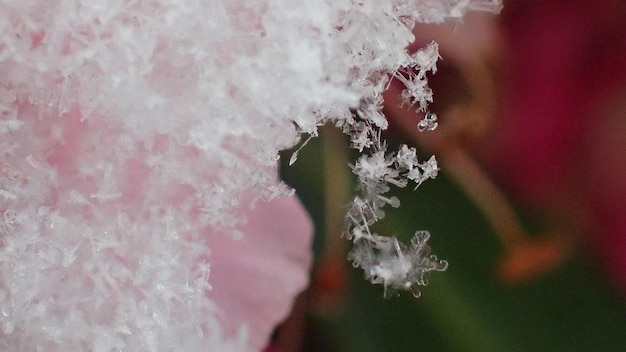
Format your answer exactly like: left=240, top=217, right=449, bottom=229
left=344, top=134, right=448, bottom=296
left=1, top=0, right=501, bottom=350
left=348, top=231, right=448, bottom=298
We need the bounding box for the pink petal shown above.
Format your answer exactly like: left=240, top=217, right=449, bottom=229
left=206, top=196, right=313, bottom=351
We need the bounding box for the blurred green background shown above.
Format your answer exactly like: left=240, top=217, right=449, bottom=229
left=280, top=131, right=626, bottom=352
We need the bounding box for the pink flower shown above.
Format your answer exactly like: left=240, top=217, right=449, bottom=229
left=207, top=195, right=313, bottom=351
left=483, top=0, right=626, bottom=294
left=0, top=98, right=313, bottom=351
left=385, top=0, right=626, bottom=292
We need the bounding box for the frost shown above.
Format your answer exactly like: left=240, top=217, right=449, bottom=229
left=348, top=231, right=448, bottom=298
left=344, top=135, right=447, bottom=296
left=396, top=42, right=440, bottom=111
left=1, top=0, right=501, bottom=350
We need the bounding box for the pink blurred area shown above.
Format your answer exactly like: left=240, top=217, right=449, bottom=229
left=483, top=0, right=626, bottom=291
left=483, top=0, right=626, bottom=203
left=207, top=195, right=313, bottom=351
left=393, top=0, right=626, bottom=294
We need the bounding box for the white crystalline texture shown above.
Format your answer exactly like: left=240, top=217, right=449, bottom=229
left=348, top=231, right=448, bottom=298
left=0, top=0, right=501, bottom=350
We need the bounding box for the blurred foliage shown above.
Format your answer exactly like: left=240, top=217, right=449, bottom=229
left=280, top=129, right=626, bottom=352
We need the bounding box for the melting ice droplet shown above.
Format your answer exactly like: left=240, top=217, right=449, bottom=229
left=417, top=112, right=438, bottom=132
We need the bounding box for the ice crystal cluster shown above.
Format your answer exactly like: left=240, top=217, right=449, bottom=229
left=1, top=0, right=500, bottom=351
